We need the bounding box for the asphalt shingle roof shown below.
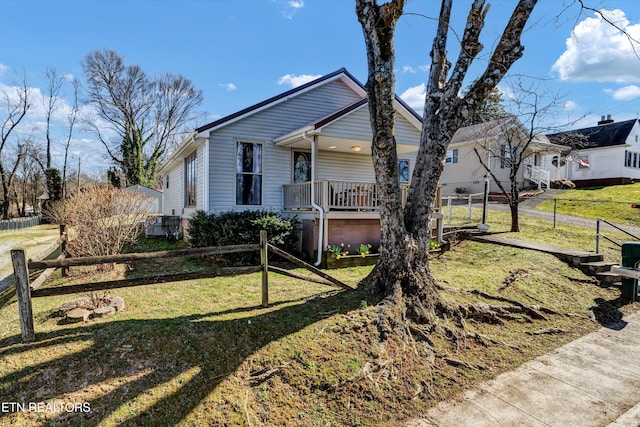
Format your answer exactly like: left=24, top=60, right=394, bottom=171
left=546, top=119, right=638, bottom=149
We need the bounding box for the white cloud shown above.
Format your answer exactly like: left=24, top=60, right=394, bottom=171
left=401, top=66, right=416, bottom=74
left=282, top=0, right=304, bottom=20
left=563, top=100, right=579, bottom=110
left=552, top=9, right=640, bottom=82
left=399, top=84, right=425, bottom=112
left=609, top=85, right=640, bottom=101
left=277, top=73, right=321, bottom=88
left=219, top=82, right=237, bottom=92
left=0, top=63, right=8, bottom=76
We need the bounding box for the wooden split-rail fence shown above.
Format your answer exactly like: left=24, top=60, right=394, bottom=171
left=11, top=229, right=353, bottom=342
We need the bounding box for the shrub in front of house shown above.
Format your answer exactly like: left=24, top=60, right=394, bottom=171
left=187, top=210, right=299, bottom=264
left=550, top=179, right=576, bottom=189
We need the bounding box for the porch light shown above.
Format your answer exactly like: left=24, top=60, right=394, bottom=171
left=328, top=145, right=337, bottom=149
left=351, top=145, right=362, bottom=152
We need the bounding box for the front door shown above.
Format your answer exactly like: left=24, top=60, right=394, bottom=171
left=293, top=151, right=312, bottom=183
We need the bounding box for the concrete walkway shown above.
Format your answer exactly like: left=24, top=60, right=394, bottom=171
left=406, top=310, right=640, bottom=427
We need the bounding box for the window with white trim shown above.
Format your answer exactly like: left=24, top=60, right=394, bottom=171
left=500, top=145, right=511, bottom=169
left=184, top=151, right=197, bottom=207
left=398, top=159, right=410, bottom=183
left=236, top=141, right=263, bottom=205
left=445, top=149, right=458, bottom=164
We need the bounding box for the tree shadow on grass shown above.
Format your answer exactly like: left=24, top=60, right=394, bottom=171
left=0, top=287, right=372, bottom=426
left=590, top=296, right=629, bottom=330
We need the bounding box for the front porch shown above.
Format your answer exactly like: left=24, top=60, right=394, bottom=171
left=282, top=180, right=443, bottom=263
left=283, top=180, right=412, bottom=212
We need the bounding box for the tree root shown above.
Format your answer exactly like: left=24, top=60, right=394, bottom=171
left=247, top=365, right=287, bottom=385
left=328, top=358, right=393, bottom=393
left=498, top=269, right=530, bottom=291
left=526, top=327, right=568, bottom=335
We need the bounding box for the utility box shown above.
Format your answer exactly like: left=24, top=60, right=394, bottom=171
left=145, top=215, right=181, bottom=239
left=621, top=242, right=640, bottom=301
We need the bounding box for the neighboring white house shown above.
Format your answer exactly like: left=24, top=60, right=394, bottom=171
left=543, top=116, right=640, bottom=187
left=124, top=184, right=163, bottom=214
left=439, top=117, right=563, bottom=195
left=158, top=68, right=441, bottom=264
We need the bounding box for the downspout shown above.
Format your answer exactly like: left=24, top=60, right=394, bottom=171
left=302, top=131, right=324, bottom=266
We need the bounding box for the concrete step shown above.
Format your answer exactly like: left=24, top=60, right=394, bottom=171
left=596, top=271, right=622, bottom=284
left=580, top=261, right=618, bottom=274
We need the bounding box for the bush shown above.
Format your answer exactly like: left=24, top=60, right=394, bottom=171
left=43, top=185, right=156, bottom=260
left=187, top=210, right=299, bottom=264
left=550, top=179, right=576, bottom=189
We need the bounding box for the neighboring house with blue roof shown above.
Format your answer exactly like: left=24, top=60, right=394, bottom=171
left=157, top=68, right=443, bottom=265
left=544, top=116, right=640, bottom=187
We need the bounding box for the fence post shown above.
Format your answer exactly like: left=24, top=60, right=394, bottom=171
left=596, top=219, right=600, bottom=254
left=11, top=249, right=35, bottom=342
left=467, top=195, right=472, bottom=223
left=260, top=230, right=269, bottom=307
left=447, top=196, right=452, bottom=224
left=553, top=199, right=557, bottom=229
left=60, top=224, right=68, bottom=277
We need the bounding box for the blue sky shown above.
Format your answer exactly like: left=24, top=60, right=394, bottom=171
left=1, top=0, right=639, bottom=176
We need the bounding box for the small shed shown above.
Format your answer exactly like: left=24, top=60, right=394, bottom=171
left=124, top=185, right=163, bottom=214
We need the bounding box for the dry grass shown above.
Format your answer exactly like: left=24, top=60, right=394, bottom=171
left=1, top=229, right=636, bottom=426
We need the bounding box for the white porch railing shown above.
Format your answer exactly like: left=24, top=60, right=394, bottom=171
left=524, top=165, right=550, bottom=189
left=283, top=180, right=432, bottom=212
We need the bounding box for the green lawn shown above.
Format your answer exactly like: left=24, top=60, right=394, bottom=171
left=536, top=183, right=640, bottom=227
left=0, top=215, right=635, bottom=426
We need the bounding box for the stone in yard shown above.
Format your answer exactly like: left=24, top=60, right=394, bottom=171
left=93, top=306, right=116, bottom=317
left=58, top=302, right=77, bottom=316
left=65, top=308, right=92, bottom=323
left=109, top=296, right=126, bottom=312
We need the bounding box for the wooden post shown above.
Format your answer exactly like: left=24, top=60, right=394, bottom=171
left=11, top=249, right=35, bottom=342
left=60, top=224, right=68, bottom=277
left=260, top=230, right=269, bottom=307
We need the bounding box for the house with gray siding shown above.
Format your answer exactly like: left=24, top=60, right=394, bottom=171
left=158, top=68, right=441, bottom=264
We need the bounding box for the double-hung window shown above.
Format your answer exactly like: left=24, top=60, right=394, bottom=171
left=184, top=151, right=197, bottom=207
left=500, top=145, right=511, bottom=169
left=445, top=149, right=458, bottom=164
left=236, top=141, right=263, bottom=205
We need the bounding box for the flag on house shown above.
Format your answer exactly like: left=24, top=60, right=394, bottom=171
left=565, top=155, right=575, bottom=163
left=579, top=157, right=590, bottom=167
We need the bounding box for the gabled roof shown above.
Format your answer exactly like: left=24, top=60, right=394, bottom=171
left=195, top=68, right=367, bottom=134
left=449, top=116, right=562, bottom=153
left=450, top=118, right=511, bottom=145
left=546, top=119, right=638, bottom=149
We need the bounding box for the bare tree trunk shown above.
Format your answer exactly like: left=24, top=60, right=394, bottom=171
left=356, top=0, right=538, bottom=339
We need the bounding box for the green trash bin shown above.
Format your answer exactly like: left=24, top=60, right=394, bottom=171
left=621, top=242, right=640, bottom=301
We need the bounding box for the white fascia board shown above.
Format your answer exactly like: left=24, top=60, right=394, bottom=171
left=273, top=126, right=316, bottom=146
left=158, top=132, right=201, bottom=175
left=393, top=99, right=422, bottom=130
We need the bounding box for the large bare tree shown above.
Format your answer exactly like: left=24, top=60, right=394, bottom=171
left=0, top=73, right=32, bottom=219
left=83, top=49, right=203, bottom=188
left=355, top=0, right=538, bottom=339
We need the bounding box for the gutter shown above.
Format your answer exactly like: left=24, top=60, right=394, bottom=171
left=302, top=131, right=325, bottom=266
